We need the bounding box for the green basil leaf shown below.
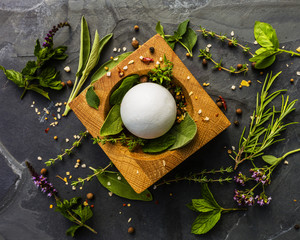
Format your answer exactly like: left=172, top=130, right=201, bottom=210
left=142, top=131, right=177, bottom=153
left=86, top=86, right=100, bottom=109
left=27, top=84, right=50, bottom=100
left=91, top=52, right=132, bottom=84
left=191, top=210, right=221, bottom=235
left=76, top=16, right=91, bottom=77
left=22, top=61, right=38, bottom=76
left=201, top=184, right=221, bottom=209
left=110, top=74, right=139, bottom=105
left=166, top=40, right=176, bottom=50
left=52, top=46, right=68, bottom=60
left=186, top=203, right=198, bottom=212
left=180, top=27, right=197, bottom=55
left=169, top=113, right=197, bottom=150
left=176, top=19, right=189, bottom=37
left=249, top=49, right=278, bottom=69
left=100, top=104, right=123, bottom=136
left=34, top=39, right=41, bottom=57
left=156, top=21, right=165, bottom=37
left=95, top=170, right=153, bottom=201
left=72, top=205, right=93, bottom=223
left=0, top=66, right=25, bottom=87
left=38, top=67, right=62, bottom=90
left=66, top=225, right=81, bottom=237
left=192, top=199, right=220, bottom=212
left=262, top=155, right=279, bottom=165
left=254, top=21, right=279, bottom=49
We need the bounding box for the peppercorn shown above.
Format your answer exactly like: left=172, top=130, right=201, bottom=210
left=251, top=62, right=256, bottom=68
left=248, top=80, right=252, bottom=84
left=66, top=80, right=73, bottom=87
left=76, top=159, right=81, bottom=163
left=236, top=108, right=242, bottom=115
left=290, top=78, right=294, bottom=83
left=237, top=64, right=243, bottom=70
left=61, top=82, right=65, bottom=87
left=139, top=75, right=148, bottom=83
left=228, top=41, right=233, bottom=47
left=53, top=136, right=58, bottom=140
left=234, top=120, right=239, bottom=126
left=40, top=168, right=47, bottom=175
left=294, top=224, right=300, bottom=230
left=202, top=59, right=207, bottom=66
left=134, top=25, right=139, bottom=31
left=131, top=39, right=139, bottom=49
left=186, top=53, right=190, bottom=57
left=216, top=101, right=223, bottom=108
left=128, top=226, right=135, bottom=234
left=86, top=193, right=94, bottom=200
left=175, top=95, right=182, bottom=101
left=149, top=47, right=155, bottom=53
left=260, top=71, right=264, bottom=75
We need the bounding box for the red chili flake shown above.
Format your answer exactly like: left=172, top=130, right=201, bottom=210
left=123, top=203, right=127, bottom=207
left=218, top=67, right=222, bottom=71
left=219, top=95, right=227, bottom=111
left=91, top=204, right=94, bottom=208
left=216, top=113, right=219, bottom=117
left=117, top=67, right=124, bottom=77
left=45, top=128, right=50, bottom=133
left=141, top=57, right=154, bottom=64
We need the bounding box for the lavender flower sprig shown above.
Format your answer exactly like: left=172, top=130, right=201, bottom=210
left=43, top=22, right=70, bottom=48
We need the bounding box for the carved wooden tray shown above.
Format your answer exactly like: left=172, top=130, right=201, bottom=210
left=70, top=34, right=231, bottom=193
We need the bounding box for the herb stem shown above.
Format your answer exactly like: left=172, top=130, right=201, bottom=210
left=66, top=209, right=97, bottom=234
left=281, top=148, right=300, bottom=160
left=278, top=49, right=300, bottom=57
left=178, top=40, right=193, bottom=56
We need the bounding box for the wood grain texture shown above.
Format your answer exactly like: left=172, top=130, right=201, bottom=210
left=69, top=34, right=231, bottom=193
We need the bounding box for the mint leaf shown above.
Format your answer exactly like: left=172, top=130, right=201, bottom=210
left=142, top=131, right=177, bottom=153
left=180, top=27, right=197, bottom=55
left=72, top=205, right=93, bottom=223
left=249, top=49, right=278, bottom=69
left=86, top=86, right=100, bottom=109
left=95, top=170, right=153, bottom=201
left=176, top=19, right=189, bottom=37
left=191, top=210, right=221, bottom=235
left=0, top=66, right=25, bottom=87
left=34, top=39, right=41, bottom=57
left=66, top=225, right=81, bottom=237
left=156, top=21, right=165, bottom=37
left=262, top=155, right=279, bottom=165
left=201, top=184, right=221, bottom=209
left=27, top=85, right=50, bottom=100
left=37, top=67, right=62, bottom=90
left=21, top=61, right=38, bottom=76
left=100, top=104, right=123, bottom=136
left=192, top=199, right=220, bottom=212
left=254, top=21, right=279, bottom=49
left=110, top=74, right=139, bottom=105
left=52, top=46, right=68, bottom=60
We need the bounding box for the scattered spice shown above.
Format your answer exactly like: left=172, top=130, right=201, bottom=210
left=37, top=156, right=42, bottom=161
left=134, top=25, right=139, bottom=31
left=186, top=53, right=190, bottom=57
left=218, top=96, right=227, bottom=110
left=64, top=66, right=71, bottom=72
left=128, top=227, right=135, bottom=234
left=236, top=108, right=242, bottom=115
left=66, top=80, right=73, bottom=87
left=202, top=58, right=208, bottom=66
left=86, top=193, right=94, bottom=200
left=290, top=78, right=294, bottom=83
left=234, top=120, right=239, bottom=126
left=45, top=128, right=50, bottom=133
left=40, top=168, right=47, bottom=175
left=53, top=136, right=58, bottom=140
left=61, top=82, right=65, bottom=87
left=149, top=47, right=155, bottom=53
left=237, top=64, right=243, bottom=70
left=141, top=57, right=154, bottom=64
left=131, top=39, right=139, bottom=48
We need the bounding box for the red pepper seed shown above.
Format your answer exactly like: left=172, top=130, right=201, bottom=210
left=45, top=128, right=50, bottom=133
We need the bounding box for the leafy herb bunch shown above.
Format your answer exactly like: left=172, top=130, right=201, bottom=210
left=0, top=22, right=70, bottom=100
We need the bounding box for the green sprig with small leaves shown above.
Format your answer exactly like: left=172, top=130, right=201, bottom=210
left=198, top=26, right=253, bottom=55
left=199, top=48, right=249, bottom=74
left=155, top=166, right=233, bottom=187
left=45, top=131, right=89, bottom=166
left=231, top=72, right=298, bottom=169
left=92, top=133, right=145, bottom=152
left=148, top=55, right=174, bottom=85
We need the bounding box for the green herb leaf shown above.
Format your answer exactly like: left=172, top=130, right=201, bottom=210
left=249, top=49, right=278, bottom=69
left=21, top=61, right=38, bottom=76
left=110, top=74, right=139, bottom=105
left=176, top=19, right=189, bottom=37
left=86, top=86, right=100, bottom=109
left=76, top=16, right=91, bottom=77
left=38, top=67, right=62, bottom=90
left=95, top=170, right=153, bottom=201
left=66, top=225, right=81, bottom=237
left=180, top=27, right=197, bottom=55
left=34, top=39, right=41, bottom=57
left=52, top=46, right=68, bottom=60
left=191, top=210, right=221, bottom=235
left=192, top=199, right=220, bottom=212
left=142, top=131, right=177, bottom=153
left=26, top=84, right=50, bottom=100
left=100, top=104, right=123, bottom=136
left=169, top=113, right=197, bottom=150
left=91, top=52, right=132, bottom=84
left=262, top=155, right=279, bottom=165
left=72, top=205, right=93, bottom=223
left=186, top=202, right=198, bottom=212
left=201, top=184, right=221, bottom=209
left=156, top=21, right=165, bottom=37
left=0, top=66, right=25, bottom=87
left=254, top=21, right=279, bottom=49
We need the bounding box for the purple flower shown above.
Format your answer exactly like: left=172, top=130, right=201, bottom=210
left=233, top=189, right=254, bottom=206
left=255, top=193, right=272, bottom=206
left=234, top=172, right=248, bottom=186
left=250, top=168, right=269, bottom=185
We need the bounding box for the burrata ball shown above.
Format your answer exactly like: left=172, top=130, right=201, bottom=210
left=120, top=82, right=177, bottom=139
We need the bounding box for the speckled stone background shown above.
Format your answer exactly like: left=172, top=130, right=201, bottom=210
left=0, top=1, right=300, bottom=240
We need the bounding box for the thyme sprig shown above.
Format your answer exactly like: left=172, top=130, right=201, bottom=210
left=155, top=166, right=233, bottom=187
left=231, top=72, right=298, bottom=169
left=199, top=48, right=249, bottom=74
left=45, top=131, right=89, bottom=166
left=92, top=133, right=145, bottom=152
left=71, top=163, right=112, bottom=187
left=197, top=26, right=254, bottom=56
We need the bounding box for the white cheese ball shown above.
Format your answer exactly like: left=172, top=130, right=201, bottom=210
left=120, top=82, right=177, bottom=139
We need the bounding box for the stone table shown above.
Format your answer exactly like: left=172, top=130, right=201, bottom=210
left=0, top=0, right=300, bottom=239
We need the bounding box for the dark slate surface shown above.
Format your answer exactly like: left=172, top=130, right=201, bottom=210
left=0, top=0, right=300, bottom=239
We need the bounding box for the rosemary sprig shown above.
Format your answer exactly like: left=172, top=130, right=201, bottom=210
left=231, top=72, right=298, bottom=169
left=71, top=163, right=112, bottom=187
left=92, top=132, right=145, bottom=151
left=199, top=48, right=249, bottom=74
left=45, top=130, right=89, bottom=166
left=197, top=26, right=254, bottom=56
left=155, top=167, right=233, bottom=187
